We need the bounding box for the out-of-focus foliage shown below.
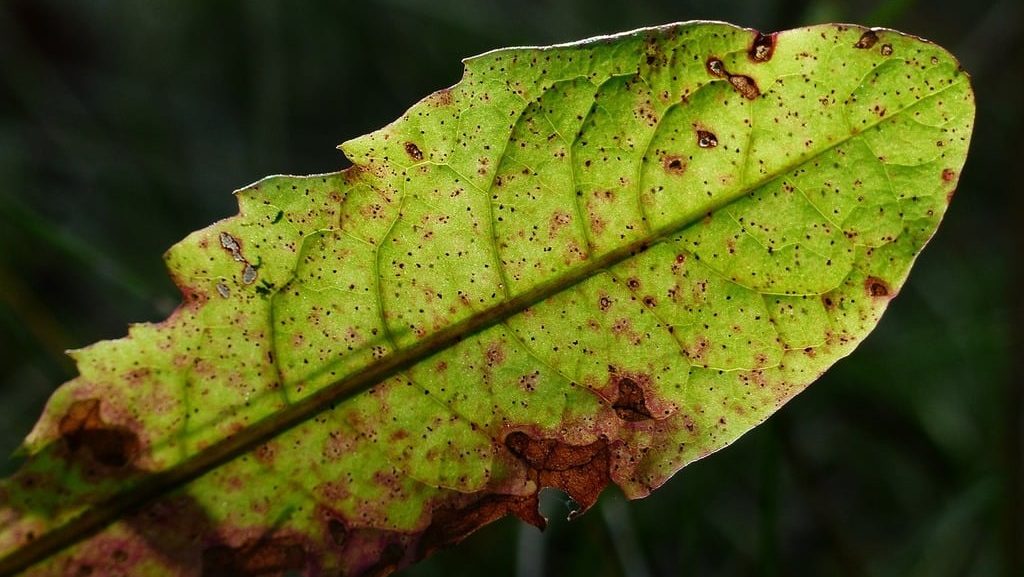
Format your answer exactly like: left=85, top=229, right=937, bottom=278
left=0, top=2, right=1018, bottom=577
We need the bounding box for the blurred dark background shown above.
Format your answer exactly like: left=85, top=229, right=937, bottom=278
left=0, top=1, right=1020, bottom=576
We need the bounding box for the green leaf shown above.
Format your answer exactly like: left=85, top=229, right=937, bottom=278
left=0, top=22, right=973, bottom=577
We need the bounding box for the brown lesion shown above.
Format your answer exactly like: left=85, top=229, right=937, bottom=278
left=404, top=142, right=424, bottom=162
left=728, top=75, right=760, bottom=100
left=704, top=55, right=761, bottom=100
left=864, top=276, right=891, bottom=298
left=503, top=431, right=611, bottom=515
left=410, top=430, right=614, bottom=566
left=662, top=155, right=687, bottom=175
left=612, top=377, right=653, bottom=422
left=854, top=30, right=879, bottom=49
left=748, top=32, right=777, bottom=62
left=201, top=536, right=307, bottom=577
left=58, top=399, right=140, bottom=469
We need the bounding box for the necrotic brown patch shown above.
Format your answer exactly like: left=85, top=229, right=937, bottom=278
left=855, top=30, right=879, bottom=49
left=201, top=537, right=307, bottom=577
left=612, top=377, right=653, bottom=422
left=696, top=130, right=718, bottom=148
left=728, top=75, right=760, bottom=100
left=404, top=142, right=424, bottom=162
left=749, top=32, right=776, bottom=62
left=503, top=431, right=611, bottom=512
left=58, top=399, right=140, bottom=468
left=420, top=493, right=543, bottom=558
left=864, top=276, right=891, bottom=297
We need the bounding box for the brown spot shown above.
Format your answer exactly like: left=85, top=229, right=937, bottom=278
left=626, top=278, right=641, bottom=290
left=486, top=343, right=506, bottom=366
left=942, top=168, right=957, bottom=182
left=549, top=210, right=572, bottom=234
left=728, top=74, right=760, bottom=100
left=254, top=442, right=275, bottom=465
left=822, top=294, right=836, bottom=310
left=706, top=57, right=725, bottom=77
left=428, top=87, right=453, bottom=106
left=865, top=276, right=891, bottom=297
left=855, top=30, right=879, bottom=49
left=598, top=295, right=612, bottom=311
left=404, top=142, right=424, bottom=162
left=880, top=43, right=893, bottom=56
left=662, top=155, right=687, bottom=175
left=612, top=377, right=653, bottom=422
left=58, top=399, right=140, bottom=468
left=201, top=537, right=306, bottom=577
left=686, top=337, right=710, bottom=363
left=696, top=130, right=718, bottom=148
left=683, top=414, right=696, bottom=433
left=749, top=32, right=777, bottom=62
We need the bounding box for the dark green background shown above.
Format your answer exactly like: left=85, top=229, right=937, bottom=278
left=0, top=1, right=1019, bottom=576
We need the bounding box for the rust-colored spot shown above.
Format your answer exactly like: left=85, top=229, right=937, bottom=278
left=855, top=30, right=879, bottom=49
left=749, top=32, right=777, bottom=62
left=865, top=276, right=890, bottom=297
left=404, top=142, right=424, bottom=162
left=942, top=168, right=957, bottom=182
left=662, top=155, right=687, bottom=175
left=706, top=57, right=725, bottom=77
left=58, top=399, right=140, bottom=468
left=728, top=74, right=760, bottom=100
left=612, top=377, right=653, bottom=422
left=697, top=130, right=718, bottom=148
left=202, top=538, right=306, bottom=577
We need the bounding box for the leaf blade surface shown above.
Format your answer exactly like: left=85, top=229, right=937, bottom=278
left=0, top=22, right=973, bottom=577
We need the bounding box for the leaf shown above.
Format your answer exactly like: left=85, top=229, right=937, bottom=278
left=0, top=22, right=973, bottom=577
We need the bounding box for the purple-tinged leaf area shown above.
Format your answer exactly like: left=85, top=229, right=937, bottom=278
left=0, top=22, right=973, bottom=577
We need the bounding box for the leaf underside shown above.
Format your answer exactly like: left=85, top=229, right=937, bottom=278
left=0, top=22, right=973, bottom=577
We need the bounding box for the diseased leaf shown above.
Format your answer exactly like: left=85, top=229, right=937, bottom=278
left=0, top=22, right=973, bottom=577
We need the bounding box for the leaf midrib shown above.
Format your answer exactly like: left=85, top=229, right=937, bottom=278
left=0, top=71, right=966, bottom=577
